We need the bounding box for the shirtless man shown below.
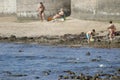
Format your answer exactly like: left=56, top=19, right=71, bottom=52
left=38, top=2, right=45, bottom=21
left=107, top=21, right=116, bottom=41
left=52, top=8, right=64, bottom=20
left=86, top=29, right=96, bottom=43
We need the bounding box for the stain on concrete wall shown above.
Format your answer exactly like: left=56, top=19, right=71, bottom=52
left=17, top=0, right=71, bottom=19
left=0, top=0, right=16, bottom=14
left=97, top=0, right=120, bottom=17
left=71, top=0, right=96, bottom=19
left=71, top=0, right=120, bottom=20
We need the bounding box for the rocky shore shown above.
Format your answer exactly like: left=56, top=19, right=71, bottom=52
left=2, top=69, right=120, bottom=80
left=58, top=70, right=120, bottom=80
left=0, top=31, right=120, bottom=48
left=0, top=16, right=120, bottom=48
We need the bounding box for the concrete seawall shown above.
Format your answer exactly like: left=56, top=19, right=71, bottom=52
left=0, top=0, right=120, bottom=20
left=71, top=0, right=120, bottom=20
left=0, top=0, right=16, bottom=15
left=17, top=0, right=71, bottom=19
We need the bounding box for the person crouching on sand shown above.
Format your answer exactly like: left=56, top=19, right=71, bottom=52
left=107, top=21, right=116, bottom=41
left=37, top=2, right=45, bottom=21
left=86, top=29, right=96, bottom=43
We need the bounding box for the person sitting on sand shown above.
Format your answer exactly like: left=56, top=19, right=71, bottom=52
left=52, top=8, right=65, bottom=20
left=107, top=21, right=116, bottom=41
left=86, top=29, right=96, bottom=43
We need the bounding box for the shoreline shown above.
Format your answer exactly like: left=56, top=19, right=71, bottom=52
left=0, top=17, right=120, bottom=48
left=0, top=33, right=120, bottom=48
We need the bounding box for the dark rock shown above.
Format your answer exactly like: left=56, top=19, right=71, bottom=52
left=86, top=52, right=91, bottom=56
left=63, top=76, right=69, bottom=79
left=97, top=39, right=101, bottom=42
left=10, top=74, right=27, bottom=77
left=80, top=32, right=86, bottom=37
left=100, top=31, right=104, bottom=33
left=3, top=37, right=8, bottom=40
left=28, top=37, right=34, bottom=39
left=117, top=68, right=120, bottom=73
left=92, top=74, right=100, bottom=80
left=10, top=35, right=16, bottom=39
left=85, top=76, right=91, bottom=80
left=2, top=71, right=12, bottom=75
left=20, top=37, right=28, bottom=40
left=115, top=31, right=120, bottom=36
left=76, top=76, right=80, bottom=79
left=63, top=70, right=75, bottom=75
left=59, top=75, right=63, bottom=79
left=18, top=50, right=24, bottom=52
left=9, top=35, right=16, bottom=41
left=35, top=76, right=40, bottom=79
left=42, top=71, right=50, bottom=76
left=79, top=73, right=85, bottom=80
left=91, top=59, right=100, bottom=62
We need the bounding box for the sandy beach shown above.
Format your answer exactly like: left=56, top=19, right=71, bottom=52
left=0, top=16, right=120, bottom=37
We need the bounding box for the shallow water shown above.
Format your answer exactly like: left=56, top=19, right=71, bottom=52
left=0, top=43, right=120, bottom=80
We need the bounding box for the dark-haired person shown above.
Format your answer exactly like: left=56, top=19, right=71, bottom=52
left=107, top=21, right=116, bottom=41
left=86, top=29, right=96, bottom=43
left=37, top=2, right=45, bottom=21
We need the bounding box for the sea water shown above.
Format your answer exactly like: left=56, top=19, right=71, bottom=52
left=0, top=43, right=119, bottom=80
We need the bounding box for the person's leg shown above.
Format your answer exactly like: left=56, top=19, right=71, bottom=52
left=113, top=30, right=115, bottom=37
left=39, top=13, right=43, bottom=21
left=53, top=14, right=60, bottom=20
left=109, top=29, right=113, bottom=41
left=86, top=34, right=90, bottom=43
left=39, top=11, right=44, bottom=21
left=41, top=12, right=45, bottom=21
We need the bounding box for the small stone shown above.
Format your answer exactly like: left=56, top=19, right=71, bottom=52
left=117, top=68, right=120, bottom=72
left=59, top=75, right=63, bottom=79
left=11, top=74, right=27, bottom=77
left=63, top=76, right=69, bottom=79
left=91, top=59, right=100, bottom=62
left=42, top=71, right=50, bottom=76
left=10, top=35, right=16, bottom=39
left=18, top=50, right=24, bottom=52
left=2, top=71, right=12, bottom=75
left=86, top=52, right=91, bottom=56
left=35, top=76, right=40, bottom=79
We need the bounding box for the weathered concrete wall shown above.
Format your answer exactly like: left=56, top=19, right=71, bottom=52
left=96, top=0, right=120, bottom=20
left=71, top=0, right=120, bottom=20
left=0, top=0, right=16, bottom=15
left=71, top=0, right=97, bottom=20
left=17, top=0, right=71, bottom=19
left=1, top=0, right=119, bottom=20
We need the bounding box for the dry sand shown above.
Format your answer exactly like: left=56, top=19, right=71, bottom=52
left=0, top=16, right=120, bottom=37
